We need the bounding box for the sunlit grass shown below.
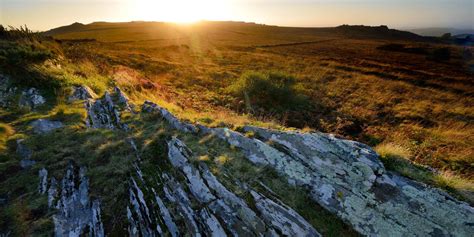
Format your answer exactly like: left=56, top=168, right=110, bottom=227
left=376, top=142, right=474, bottom=203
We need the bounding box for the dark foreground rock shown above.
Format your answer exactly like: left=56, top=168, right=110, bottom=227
left=144, top=100, right=474, bottom=237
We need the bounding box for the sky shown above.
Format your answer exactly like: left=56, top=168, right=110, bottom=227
left=0, top=0, right=473, bottom=31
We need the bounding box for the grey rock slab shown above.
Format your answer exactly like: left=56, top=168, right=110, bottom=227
left=162, top=176, right=202, bottom=237
left=199, top=208, right=227, bottom=237
left=199, top=165, right=267, bottom=234
left=250, top=190, right=321, bottom=237
left=152, top=188, right=179, bottom=237
left=203, top=125, right=474, bottom=236
left=167, top=137, right=216, bottom=203
left=127, top=177, right=160, bottom=237
left=167, top=137, right=319, bottom=236
left=30, top=119, right=64, bottom=134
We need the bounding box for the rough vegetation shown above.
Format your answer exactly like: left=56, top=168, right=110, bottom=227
left=0, top=22, right=473, bottom=236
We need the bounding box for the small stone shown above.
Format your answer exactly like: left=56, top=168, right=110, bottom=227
left=30, top=119, right=63, bottom=134
left=16, top=139, right=32, bottom=159
left=19, top=88, right=45, bottom=109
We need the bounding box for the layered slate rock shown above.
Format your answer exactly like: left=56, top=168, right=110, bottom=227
left=125, top=136, right=320, bottom=237
left=18, top=88, right=46, bottom=109
left=144, top=101, right=474, bottom=236
left=30, top=119, right=64, bottom=134
left=85, top=89, right=128, bottom=130
left=38, top=163, right=105, bottom=237
left=68, top=85, right=97, bottom=102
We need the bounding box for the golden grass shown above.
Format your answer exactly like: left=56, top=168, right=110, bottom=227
left=0, top=123, right=15, bottom=152
left=376, top=142, right=474, bottom=203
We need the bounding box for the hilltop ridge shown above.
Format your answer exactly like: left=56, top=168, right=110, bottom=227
left=44, top=21, right=427, bottom=42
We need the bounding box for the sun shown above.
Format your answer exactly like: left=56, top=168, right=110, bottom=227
left=131, top=0, right=232, bottom=23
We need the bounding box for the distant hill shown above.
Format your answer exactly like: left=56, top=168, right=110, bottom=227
left=408, top=27, right=474, bottom=37
left=335, top=25, right=423, bottom=40
left=43, top=21, right=428, bottom=43
left=43, top=22, right=87, bottom=36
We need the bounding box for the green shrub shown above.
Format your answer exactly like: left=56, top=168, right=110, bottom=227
left=228, top=71, right=309, bottom=113
left=0, top=40, right=53, bottom=67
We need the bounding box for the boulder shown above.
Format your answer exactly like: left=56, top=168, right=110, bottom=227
left=68, top=85, right=97, bottom=102
left=19, top=88, right=45, bottom=109
left=30, top=119, right=64, bottom=134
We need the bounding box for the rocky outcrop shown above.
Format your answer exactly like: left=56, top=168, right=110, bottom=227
left=68, top=85, right=97, bottom=102
left=19, top=88, right=46, bottom=109
left=142, top=100, right=197, bottom=133
left=38, top=163, right=105, bottom=237
left=142, top=101, right=474, bottom=236
left=85, top=89, right=128, bottom=130
left=27, top=95, right=473, bottom=236
left=202, top=126, right=474, bottom=236
left=125, top=135, right=320, bottom=236
left=30, top=119, right=64, bottom=134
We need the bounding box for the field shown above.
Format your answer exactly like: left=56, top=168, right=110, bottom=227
left=46, top=22, right=474, bottom=198
left=3, top=21, right=474, bottom=200
left=0, top=21, right=473, bottom=235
